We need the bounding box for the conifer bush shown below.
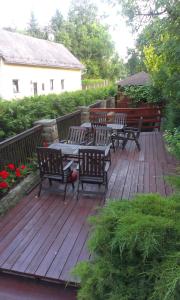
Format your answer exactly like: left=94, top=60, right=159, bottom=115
left=74, top=194, right=180, bottom=300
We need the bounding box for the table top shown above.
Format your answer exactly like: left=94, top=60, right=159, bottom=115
left=49, top=143, right=110, bottom=157
left=81, top=122, right=124, bottom=130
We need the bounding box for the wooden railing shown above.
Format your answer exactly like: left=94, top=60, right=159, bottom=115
left=89, top=107, right=162, bottom=131
left=82, top=80, right=109, bottom=90
left=56, top=110, right=81, bottom=141
left=0, top=125, right=43, bottom=170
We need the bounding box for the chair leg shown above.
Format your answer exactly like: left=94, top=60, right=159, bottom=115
left=77, top=181, right=80, bottom=201
left=122, top=138, right=128, bottom=150
left=72, top=182, right=75, bottom=189
left=134, top=138, right=141, bottom=151
left=38, top=179, right=43, bottom=197
left=48, top=179, right=52, bottom=186
left=63, top=182, right=68, bottom=201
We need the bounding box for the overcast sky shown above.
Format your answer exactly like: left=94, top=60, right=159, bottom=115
left=0, top=0, right=135, bottom=59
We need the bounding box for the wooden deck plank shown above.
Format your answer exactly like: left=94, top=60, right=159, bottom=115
left=0, top=132, right=177, bottom=287
left=25, top=199, right=76, bottom=275
left=0, top=195, right=59, bottom=269
left=0, top=193, right=52, bottom=255
left=137, top=162, right=145, bottom=194
left=34, top=199, right=95, bottom=278
left=3, top=195, right=68, bottom=271
left=46, top=202, right=93, bottom=279
left=129, top=161, right=140, bottom=199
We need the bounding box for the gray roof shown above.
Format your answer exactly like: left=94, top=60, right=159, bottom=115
left=118, top=72, right=151, bottom=86
left=0, top=29, right=84, bottom=70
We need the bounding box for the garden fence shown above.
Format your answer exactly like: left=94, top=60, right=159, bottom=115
left=0, top=125, right=43, bottom=170
left=56, top=110, right=82, bottom=141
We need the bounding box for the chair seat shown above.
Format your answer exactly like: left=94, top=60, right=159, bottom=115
left=80, top=176, right=105, bottom=184
left=44, top=174, right=63, bottom=181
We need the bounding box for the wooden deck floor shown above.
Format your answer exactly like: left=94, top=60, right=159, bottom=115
left=0, top=132, right=176, bottom=287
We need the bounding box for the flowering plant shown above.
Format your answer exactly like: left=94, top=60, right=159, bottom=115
left=0, top=163, right=31, bottom=195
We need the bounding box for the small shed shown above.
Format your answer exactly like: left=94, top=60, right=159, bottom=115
left=117, top=72, right=151, bottom=89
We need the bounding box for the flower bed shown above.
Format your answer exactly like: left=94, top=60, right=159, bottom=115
left=0, top=163, right=32, bottom=199
left=0, top=162, right=39, bottom=216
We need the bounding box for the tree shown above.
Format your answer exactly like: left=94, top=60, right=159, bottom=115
left=26, top=12, right=40, bottom=37
left=26, top=12, right=48, bottom=39
left=49, top=0, right=126, bottom=80
left=107, top=0, right=178, bottom=30
left=126, top=48, right=145, bottom=75
left=107, top=0, right=180, bottom=128
left=54, top=0, right=126, bottom=80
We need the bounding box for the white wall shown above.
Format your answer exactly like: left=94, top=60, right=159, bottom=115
left=0, top=61, right=82, bottom=100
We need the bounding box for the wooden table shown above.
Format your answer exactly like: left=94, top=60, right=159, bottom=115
left=49, top=143, right=110, bottom=158
left=81, top=122, right=124, bottom=131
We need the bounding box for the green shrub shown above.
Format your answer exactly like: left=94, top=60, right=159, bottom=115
left=82, top=79, right=105, bottom=85
left=0, top=85, right=116, bottom=139
left=73, top=194, right=180, bottom=300
left=164, top=128, right=180, bottom=160
left=122, top=85, right=163, bottom=106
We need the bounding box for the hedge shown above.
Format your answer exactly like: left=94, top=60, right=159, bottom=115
left=73, top=193, right=180, bottom=300
left=0, top=85, right=116, bottom=139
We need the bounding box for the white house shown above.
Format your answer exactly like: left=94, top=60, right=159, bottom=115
left=0, top=29, right=84, bottom=100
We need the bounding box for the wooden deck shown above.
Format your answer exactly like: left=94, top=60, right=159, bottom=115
left=0, top=132, right=176, bottom=288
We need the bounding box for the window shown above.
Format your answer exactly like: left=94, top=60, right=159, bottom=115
left=33, top=82, right=38, bottom=95
left=50, top=79, right=54, bottom=90
left=42, top=83, right=45, bottom=91
left=12, top=80, right=19, bottom=93
left=61, top=79, right=64, bottom=90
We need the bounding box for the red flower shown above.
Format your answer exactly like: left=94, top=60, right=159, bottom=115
left=15, top=168, right=21, bottom=177
left=0, top=170, right=9, bottom=179
left=0, top=181, right=9, bottom=189
left=20, top=165, right=26, bottom=170
left=7, top=163, right=15, bottom=171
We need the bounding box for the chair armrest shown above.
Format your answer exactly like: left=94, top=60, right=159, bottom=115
left=79, top=141, right=86, bottom=145
left=63, top=160, right=74, bottom=171
left=59, top=139, right=67, bottom=143
left=124, top=127, right=139, bottom=132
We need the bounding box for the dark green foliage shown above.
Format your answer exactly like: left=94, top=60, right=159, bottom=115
left=164, top=128, right=180, bottom=160
left=0, top=86, right=116, bottom=139
left=122, top=85, right=163, bottom=106
left=73, top=194, right=180, bottom=300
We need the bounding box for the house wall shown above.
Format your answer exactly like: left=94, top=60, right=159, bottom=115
left=0, top=61, right=82, bottom=100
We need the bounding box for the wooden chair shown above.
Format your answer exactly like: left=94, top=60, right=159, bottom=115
left=77, top=149, right=110, bottom=200
left=94, top=126, right=114, bottom=160
left=113, top=112, right=127, bottom=126
left=90, top=111, right=108, bottom=124
left=122, top=116, right=143, bottom=151
left=37, top=147, right=74, bottom=200
left=111, top=113, right=127, bottom=149
left=60, top=126, right=87, bottom=145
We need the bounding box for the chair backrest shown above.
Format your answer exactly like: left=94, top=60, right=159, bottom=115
left=78, top=149, right=106, bottom=179
left=94, top=127, right=112, bottom=146
left=138, top=116, right=143, bottom=131
left=68, top=126, right=87, bottom=144
left=113, top=112, right=127, bottom=125
left=90, top=111, right=108, bottom=123
left=91, top=122, right=107, bottom=129
left=37, top=147, right=64, bottom=177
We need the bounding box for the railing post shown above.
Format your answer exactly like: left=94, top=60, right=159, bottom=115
left=106, top=97, right=115, bottom=108
left=79, top=106, right=90, bottom=123
left=34, top=119, right=58, bottom=144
